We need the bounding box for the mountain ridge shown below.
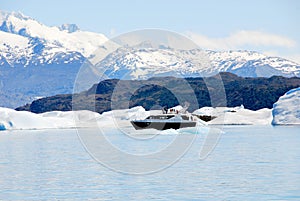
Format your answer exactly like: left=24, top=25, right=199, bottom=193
left=95, top=47, right=300, bottom=79
left=16, top=72, right=300, bottom=113
left=1, top=10, right=299, bottom=77
left=1, top=10, right=300, bottom=108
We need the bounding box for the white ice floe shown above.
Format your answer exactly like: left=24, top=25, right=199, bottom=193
left=0, top=106, right=154, bottom=131
left=0, top=107, right=100, bottom=130
left=272, top=87, right=300, bottom=125
left=2, top=99, right=299, bottom=131
left=193, top=105, right=273, bottom=125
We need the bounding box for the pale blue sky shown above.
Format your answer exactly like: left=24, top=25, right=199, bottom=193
left=1, top=0, right=300, bottom=62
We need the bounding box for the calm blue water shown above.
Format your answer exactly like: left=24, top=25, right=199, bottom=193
left=0, top=126, right=299, bottom=200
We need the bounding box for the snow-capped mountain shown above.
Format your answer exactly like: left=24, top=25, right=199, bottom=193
left=96, top=47, right=300, bottom=79
left=0, top=10, right=108, bottom=62
left=206, top=50, right=300, bottom=77
left=0, top=10, right=109, bottom=108
left=0, top=10, right=300, bottom=108
left=1, top=10, right=299, bottom=78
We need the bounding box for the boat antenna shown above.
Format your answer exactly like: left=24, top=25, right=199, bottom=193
left=181, top=102, right=190, bottom=113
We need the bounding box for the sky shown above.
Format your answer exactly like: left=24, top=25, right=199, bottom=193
left=1, top=0, right=300, bottom=62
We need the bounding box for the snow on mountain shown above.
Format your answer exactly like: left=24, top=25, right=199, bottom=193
left=206, top=50, right=300, bottom=77
left=0, top=30, right=86, bottom=67
left=272, top=87, right=300, bottom=125
left=96, top=47, right=300, bottom=79
left=0, top=30, right=30, bottom=66
left=0, top=10, right=109, bottom=108
left=1, top=10, right=300, bottom=108
left=96, top=47, right=209, bottom=79
left=0, top=10, right=299, bottom=78
left=58, top=24, right=80, bottom=33
left=0, top=10, right=108, bottom=61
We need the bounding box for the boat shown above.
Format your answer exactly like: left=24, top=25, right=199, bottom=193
left=130, top=106, right=197, bottom=130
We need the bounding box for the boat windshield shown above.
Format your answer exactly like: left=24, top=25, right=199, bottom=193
left=181, top=115, right=190, bottom=120
left=146, top=115, right=175, bottom=120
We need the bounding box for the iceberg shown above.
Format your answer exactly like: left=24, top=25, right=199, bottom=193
left=272, top=87, right=300, bottom=125
left=0, top=107, right=100, bottom=130
left=0, top=105, right=276, bottom=131
left=0, top=106, right=149, bottom=131
left=193, top=105, right=273, bottom=125
left=5, top=101, right=299, bottom=131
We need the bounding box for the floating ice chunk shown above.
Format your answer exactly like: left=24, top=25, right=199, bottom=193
left=272, top=87, right=300, bottom=125
left=193, top=106, right=272, bottom=125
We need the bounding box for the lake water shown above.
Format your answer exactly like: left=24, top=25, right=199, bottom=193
left=0, top=126, right=299, bottom=200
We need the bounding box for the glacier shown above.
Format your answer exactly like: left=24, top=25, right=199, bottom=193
left=272, top=87, right=300, bottom=125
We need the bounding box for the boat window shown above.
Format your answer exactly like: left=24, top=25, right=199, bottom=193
left=181, top=115, right=189, bottom=120
left=146, top=115, right=175, bottom=119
